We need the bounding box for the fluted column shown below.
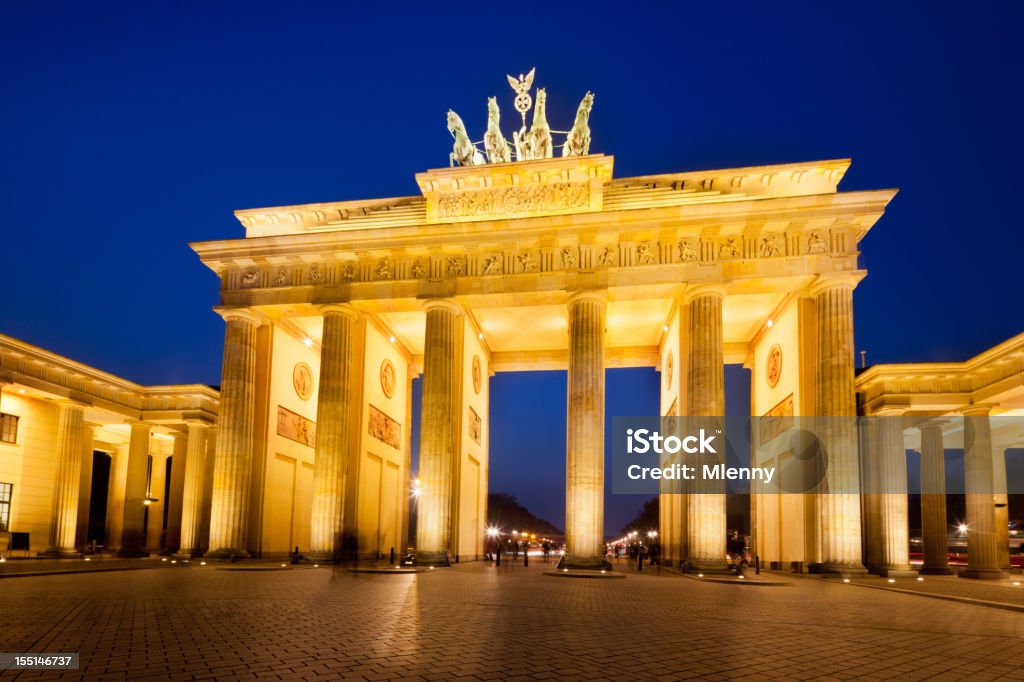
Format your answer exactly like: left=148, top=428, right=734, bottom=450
left=175, top=422, right=209, bottom=558
left=106, top=443, right=129, bottom=551
left=812, top=276, right=866, bottom=574
left=993, top=447, right=1010, bottom=570
left=874, top=409, right=913, bottom=575
left=859, top=416, right=882, bottom=570
left=684, top=286, right=728, bottom=571
left=40, top=402, right=85, bottom=557
left=564, top=291, right=606, bottom=569
left=415, top=299, right=460, bottom=565
left=918, top=422, right=952, bottom=574
left=164, top=432, right=187, bottom=553
left=118, top=421, right=151, bottom=557
left=309, top=304, right=359, bottom=561
left=206, top=309, right=260, bottom=559
left=960, top=407, right=1005, bottom=579
left=75, top=423, right=96, bottom=549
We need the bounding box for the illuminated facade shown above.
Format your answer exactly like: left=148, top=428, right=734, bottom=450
left=191, top=154, right=898, bottom=571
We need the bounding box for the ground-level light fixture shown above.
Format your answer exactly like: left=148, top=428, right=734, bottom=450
left=767, top=319, right=774, bottom=328
left=478, top=332, right=484, bottom=340
left=389, top=335, right=396, bottom=344
left=304, top=337, right=313, bottom=348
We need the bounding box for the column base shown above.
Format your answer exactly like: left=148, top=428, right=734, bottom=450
left=876, top=565, right=918, bottom=578
left=171, top=550, right=203, bottom=560
left=958, top=567, right=1008, bottom=580
left=685, top=560, right=732, bottom=575
left=36, top=548, right=82, bottom=559
left=116, top=549, right=149, bottom=558
left=558, top=555, right=612, bottom=571
left=811, top=562, right=869, bottom=577
left=412, top=551, right=451, bottom=567
left=203, top=548, right=250, bottom=561
left=918, top=565, right=955, bottom=575
left=306, top=551, right=344, bottom=563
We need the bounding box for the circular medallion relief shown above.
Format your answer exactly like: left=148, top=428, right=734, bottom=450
left=292, top=362, right=314, bottom=401
left=380, top=359, right=396, bottom=399
left=472, top=355, right=482, bottom=395
left=665, top=351, right=674, bottom=390
left=766, top=344, right=783, bottom=389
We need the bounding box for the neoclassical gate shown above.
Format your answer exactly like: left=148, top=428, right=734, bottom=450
left=191, top=151, right=895, bottom=570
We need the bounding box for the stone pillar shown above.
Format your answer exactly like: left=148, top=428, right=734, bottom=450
left=684, top=286, right=727, bottom=572
left=859, top=416, right=882, bottom=571
left=309, top=304, right=359, bottom=561
left=199, top=428, right=217, bottom=554
left=415, top=300, right=460, bottom=565
left=75, top=423, right=96, bottom=550
left=918, top=422, right=953, bottom=574
left=174, top=422, right=209, bottom=558
left=812, top=276, right=866, bottom=575
left=119, top=421, right=151, bottom=557
left=40, top=402, right=85, bottom=557
left=874, top=409, right=914, bottom=576
left=564, top=291, right=606, bottom=570
left=163, top=432, right=188, bottom=553
left=206, top=310, right=260, bottom=559
left=993, top=447, right=1010, bottom=570
left=106, top=443, right=129, bottom=551
left=960, top=407, right=1005, bottom=579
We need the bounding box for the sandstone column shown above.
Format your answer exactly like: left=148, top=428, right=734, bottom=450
left=918, top=422, right=953, bottom=574
left=564, top=291, right=606, bottom=570
left=993, top=446, right=1010, bottom=570
left=960, top=407, right=1005, bottom=579
left=309, top=304, right=359, bottom=561
left=206, top=309, right=260, bottom=559
left=859, top=416, right=882, bottom=571
left=164, top=432, right=188, bottom=553
left=40, top=401, right=85, bottom=557
left=874, top=409, right=913, bottom=576
left=106, top=443, right=129, bottom=551
left=75, top=423, right=96, bottom=550
left=812, top=275, right=866, bottom=575
left=415, top=299, right=460, bottom=565
left=118, top=421, right=151, bottom=557
left=175, top=421, right=209, bottom=558
left=684, top=286, right=728, bottom=572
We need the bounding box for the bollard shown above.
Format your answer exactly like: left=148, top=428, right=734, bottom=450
left=524, top=546, right=529, bottom=567
left=637, top=550, right=643, bottom=571
left=755, top=555, right=760, bottom=575
left=390, top=547, right=395, bottom=565
left=496, top=545, right=501, bottom=566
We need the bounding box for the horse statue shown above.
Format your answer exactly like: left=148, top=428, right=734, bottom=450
left=527, top=88, right=553, bottom=159
left=447, top=110, right=485, bottom=167
left=483, top=97, right=511, bottom=163
left=563, top=91, right=594, bottom=157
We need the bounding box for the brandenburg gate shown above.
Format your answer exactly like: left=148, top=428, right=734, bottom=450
left=190, top=74, right=896, bottom=572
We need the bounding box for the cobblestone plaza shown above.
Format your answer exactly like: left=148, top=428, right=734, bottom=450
left=2, top=562, right=1023, bottom=681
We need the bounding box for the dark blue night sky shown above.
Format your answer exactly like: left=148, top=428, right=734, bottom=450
left=2, top=2, right=1021, bottom=534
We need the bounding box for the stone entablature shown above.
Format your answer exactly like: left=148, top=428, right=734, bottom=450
left=856, top=332, right=1024, bottom=415
left=196, top=158, right=891, bottom=305
left=232, top=157, right=857, bottom=238
left=0, top=334, right=219, bottom=424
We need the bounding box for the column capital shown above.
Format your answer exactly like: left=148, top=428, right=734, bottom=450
left=961, top=404, right=993, bottom=417
left=214, top=307, right=263, bottom=325
left=680, top=284, right=726, bottom=304
left=318, top=303, right=360, bottom=319
left=55, top=399, right=89, bottom=412
left=807, top=272, right=864, bottom=298
left=422, top=298, right=462, bottom=315
left=182, top=419, right=212, bottom=430
left=914, top=417, right=949, bottom=433
left=874, top=406, right=907, bottom=417
left=566, top=289, right=607, bottom=307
